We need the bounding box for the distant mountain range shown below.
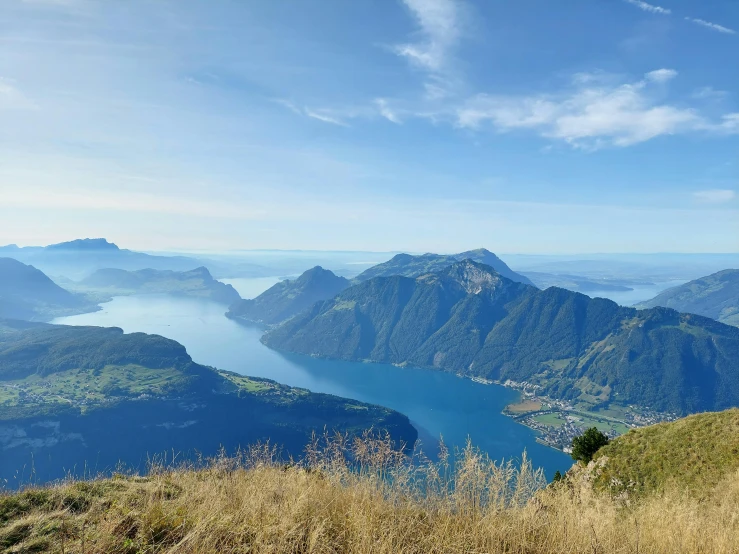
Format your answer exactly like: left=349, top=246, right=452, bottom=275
left=77, top=266, right=241, bottom=305
left=354, top=248, right=535, bottom=286
left=0, top=258, right=98, bottom=321
left=263, top=260, right=739, bottom=416
left=0, top=321, right=416, bottom=484
left=636, top=269, right=739, bottom=327
left=0, top=238, right=206, bottom=279
left=228, top=266, right=349, bottom=325
left=0, top=238, right=272, bottom=280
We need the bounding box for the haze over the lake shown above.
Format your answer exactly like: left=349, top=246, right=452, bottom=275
left=1, top=0, right=737, bottom=253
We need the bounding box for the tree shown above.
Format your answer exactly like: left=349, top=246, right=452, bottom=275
left=571, top=427, right=609, bottom=464
left=552, top=470, right=563, bottom=482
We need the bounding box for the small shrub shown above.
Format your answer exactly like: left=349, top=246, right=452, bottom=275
left=572, top=427, right=610, bottom=464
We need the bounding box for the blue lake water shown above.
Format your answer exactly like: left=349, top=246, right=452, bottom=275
left=583, top=280, right=688, bottom=307
left=54, top=288, right=571, bottom=479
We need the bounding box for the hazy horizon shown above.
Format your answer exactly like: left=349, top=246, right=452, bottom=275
left=3, top=238, right=739, bottom=257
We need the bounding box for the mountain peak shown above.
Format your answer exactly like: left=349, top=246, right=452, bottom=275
left=297, top=266, right=343, bottom=283
left=355, top=249, right=534, bottom=287
left=185, top=266, right=213, bottom=278
left=227, top=265, right=349, bottom=325
left=459, top=247, right=493, bottom=256
left=426, top=259, right=508, bottom=295
left=45, top=238, right=119, bottom=251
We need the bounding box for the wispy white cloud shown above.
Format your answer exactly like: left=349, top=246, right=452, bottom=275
left=304, top=109, right=349, bottom=127
left=454, top=70, right=706, bottom=148
left=374, top=98, right=402, bottom=124
left=692, top=86, right=729, bottom=100
left=272, top=98, right=302, bottom=115
left=0, top=78, right=37, bottom=110
left=273, top=99, right=350, bottom=126
left=645, top=68, right=678, bottom=83
left=693, top=189, right=736, bottom=204
left=623, top=0, right=671, bottom=15
left=394, top=0, right=462, bottom=72
left=296, top=66, right=738, bottom=149
left=685, top=17, right=736, bottom=35
left=715, top=114, right=739, bottom=132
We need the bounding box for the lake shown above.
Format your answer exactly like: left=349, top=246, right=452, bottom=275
left=54, top=285, right=572, bottom=479
left=583, top=280, right=688, bottom=307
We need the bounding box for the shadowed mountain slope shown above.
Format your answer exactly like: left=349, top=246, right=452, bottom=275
left=636, top=269, right=739, bottom=327
left=227, top=266, right=350, bottom=325
left=0, top=258, right=96, bottom=321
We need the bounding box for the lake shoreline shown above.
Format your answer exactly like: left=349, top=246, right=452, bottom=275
left=53, top=292, right=573, bottom=478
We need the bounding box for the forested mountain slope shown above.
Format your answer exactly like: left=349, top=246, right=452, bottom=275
left=264, top=261, right=739, bottom=415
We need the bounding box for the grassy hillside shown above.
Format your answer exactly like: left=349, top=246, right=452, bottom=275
left=2, top=433, right=739, bottom=553
left=0, top=323, right=416, bottom=485
left=636, top=269, right=739, bottom=327
left=590, top=408, right=739, bottom=496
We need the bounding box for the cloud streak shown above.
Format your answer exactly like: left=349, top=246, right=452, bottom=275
left=693, top=189, right=736, bottom=204
left=623, top=0, right=671, bottom=15
left=645, top=68, right=678, bottom=83
left=375, top=98, right=402, bottom=123
left=621, top=0, right=735, bottom=36
left=685, top=17, right=736, bottom=35
left=393, top=0, right=462, bottom=72
left=274, top=99, right=350, bottom=126
left=304, top=109, right=349, bottom=127
left=0, top=78, right=37, bottom=110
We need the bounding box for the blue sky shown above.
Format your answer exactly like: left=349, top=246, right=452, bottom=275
left=0, top=0, right=737, bottom=253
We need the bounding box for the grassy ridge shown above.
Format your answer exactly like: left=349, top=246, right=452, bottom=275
left=591, top=408, right=739, bottom=496
left=0, top=324, right=418, bottom=485
left=2, top=434, right=739, bottom=553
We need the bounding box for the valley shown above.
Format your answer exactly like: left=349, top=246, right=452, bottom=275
left=500, top=386, right=673, bottom=451
left=52, top=292, right=573, bottom=478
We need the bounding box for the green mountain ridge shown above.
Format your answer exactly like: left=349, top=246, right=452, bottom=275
left=263, top=260, right=739, bottom=416
left=354, top=248, right=535, bottom=286
left=227, top=266, right=350, bottom=325
left=635, top=269, right=739, bottom=327
left=0, top=322, right=416, bottom=485
left=75, top=266, right=241, bottom=305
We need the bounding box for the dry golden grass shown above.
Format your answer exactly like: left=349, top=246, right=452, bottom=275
left=3, top=433, right=739, bottom=553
